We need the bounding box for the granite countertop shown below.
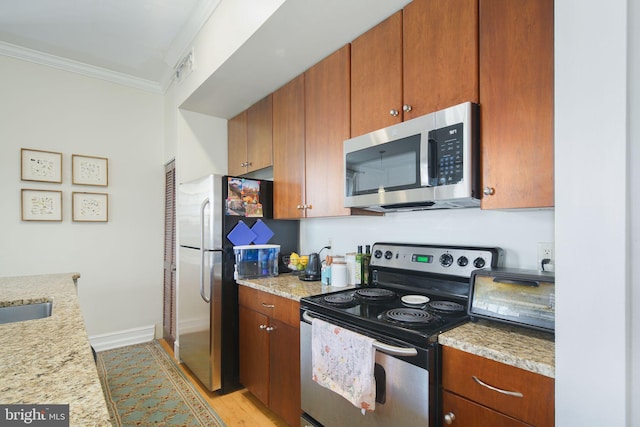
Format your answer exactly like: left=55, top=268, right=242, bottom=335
left=237, top=272, right=354, bottom=301
left=238, top=274, right=554, bottom=379
left=439, top=319, right=555, bottom=378
left=0, top=273, right=111, bottom=426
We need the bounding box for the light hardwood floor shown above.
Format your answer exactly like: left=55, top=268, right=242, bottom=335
left=159, top=339, right=290, bottom=427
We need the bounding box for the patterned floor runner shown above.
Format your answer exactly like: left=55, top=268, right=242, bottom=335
left=97, top=341, right=226, bottom=427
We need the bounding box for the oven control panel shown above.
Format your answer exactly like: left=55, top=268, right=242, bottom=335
left=370, top=243, right=503, bottom=278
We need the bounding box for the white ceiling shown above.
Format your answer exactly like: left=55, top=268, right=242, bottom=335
left=0, top=0, right=412, bottom=117
left=0, top=0, right=221, bottom=92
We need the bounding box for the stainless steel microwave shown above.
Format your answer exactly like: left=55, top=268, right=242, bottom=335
left=344, top=102, right=480, bottom=212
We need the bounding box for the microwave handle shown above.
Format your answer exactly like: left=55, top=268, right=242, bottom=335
left=428, top=137, right=438, bottom=183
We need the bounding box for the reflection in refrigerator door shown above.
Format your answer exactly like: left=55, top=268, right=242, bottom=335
left=177, top=247, right=221, bottom=391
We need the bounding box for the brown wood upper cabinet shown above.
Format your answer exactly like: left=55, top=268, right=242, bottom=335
left=227, top=94, right=273, bottom=176
left=479, top=0, right=554, bottom=209
left=273, top=74, right=306, bottom=219
left=273, top=45, right=352, bottom=219
left=351, top=0, right=479, bottom=137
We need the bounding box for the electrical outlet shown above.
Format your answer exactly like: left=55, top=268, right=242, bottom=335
left=537, top=242, right=554, bottom=271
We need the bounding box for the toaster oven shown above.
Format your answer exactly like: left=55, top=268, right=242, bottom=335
left=468, top=268, right=555, bottom=333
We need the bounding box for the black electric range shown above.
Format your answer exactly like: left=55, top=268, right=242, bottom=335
left=300, top=242, right=504, bottom=348
left=299, top=242, right=503, bottom=427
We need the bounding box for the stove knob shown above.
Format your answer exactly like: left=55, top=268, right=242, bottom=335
left=457, top=256, right=469, bottom=267
left=440, top=253, right=454, bottom=267
left=374, top=249, right=383, bottom=259
left=384, top=251, right=393, bottom=260
left=473, top=257, right=486, bottom=268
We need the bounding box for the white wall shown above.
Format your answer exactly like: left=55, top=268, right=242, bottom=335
left=301, top=209, right=553, bottom=270
left=556, top=0, right=635, bottom=426
left=0, top=56, right=165, bottom=344
left=630, top=0, right=640, bottom=422
left=173, top=0, right=286, bottom=108
left=176, top=109, right=228, bottom=183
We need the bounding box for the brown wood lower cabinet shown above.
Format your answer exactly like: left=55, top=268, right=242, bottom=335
left=442, top=346, right=554, bottom=427
left=238, top=286, right=300, bottom=426
left=443, top=391, right=531, bottom=427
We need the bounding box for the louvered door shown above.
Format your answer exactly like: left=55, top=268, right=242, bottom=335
left=163, top=160, right=177, bottom=347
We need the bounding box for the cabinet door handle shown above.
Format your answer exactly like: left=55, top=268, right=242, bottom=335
left=306, top=204, right=312, bottom=210
left=472, top=376, right=524, bottom=397
left=259, top=324, right=268, bottom=330
left=390, top=109, right=400, bottom=117
left=483, top=186, right=495, bottom=196
left=403, top=104, right=412, bottom=113
left=261, top=302, right=275, bottom=308
left=444, top=412, right=456, bottom=424
left=265, top=326, right=275, bottom=332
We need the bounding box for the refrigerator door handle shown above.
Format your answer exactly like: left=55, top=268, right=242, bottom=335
left=200, top=197, right=211, bottom=303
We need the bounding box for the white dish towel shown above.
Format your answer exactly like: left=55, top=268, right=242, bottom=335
left=311, top=317, right=376, bottom=413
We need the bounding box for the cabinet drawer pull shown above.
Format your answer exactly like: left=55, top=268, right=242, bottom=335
left=261, top=302, right=275, bottom=308
left=444, top=412, right=456, bottom=424
left=472, top=375, right=524, bottom=397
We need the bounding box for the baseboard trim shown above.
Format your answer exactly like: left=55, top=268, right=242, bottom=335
left=89, top=325, right=155, bottom=352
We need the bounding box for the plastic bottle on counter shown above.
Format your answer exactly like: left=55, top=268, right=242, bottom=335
left=363, top=244, right=371, bottom=285
left=345, top=252, right=357, bottom=285
left=321, top=255, right=332, bottom=286
left=355, top=245, right=363, bottom=285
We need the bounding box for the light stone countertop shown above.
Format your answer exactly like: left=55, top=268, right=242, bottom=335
left=237, top=272, right=354, bottom=301
left=438, top=319, right=555, bottom=378
left=0, top=273, right=111, bottom=426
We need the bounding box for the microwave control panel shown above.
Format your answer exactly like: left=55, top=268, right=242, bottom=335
left=429, top=122, right=464, bottom=186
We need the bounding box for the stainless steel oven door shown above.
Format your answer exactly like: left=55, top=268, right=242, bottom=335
left=300, top=318, right=430, bottom=426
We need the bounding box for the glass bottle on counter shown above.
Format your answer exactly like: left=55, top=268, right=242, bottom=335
left=363, top=245, right=371, bottom=285
left=355, top=245, right=363, bottom=285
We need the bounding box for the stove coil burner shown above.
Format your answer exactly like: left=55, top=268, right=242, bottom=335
left=379, top=308, right=437, bottom=328
left=355, top=288, right=397, bottom=301
left=426, top=301, right=465, bottom=314
left=323, top=293, right=356, bottom=306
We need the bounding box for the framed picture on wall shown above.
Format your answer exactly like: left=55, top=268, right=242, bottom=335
left=21, top=149, right=62, bottom=183
left=21, top=189, right=63, bottom=221
left=72, top=154, right=108, bottom=186
left=72, top=192, right=108, bottom=222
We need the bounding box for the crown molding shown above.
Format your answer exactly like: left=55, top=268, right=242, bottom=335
left=0, top=41, right=163, bottom=94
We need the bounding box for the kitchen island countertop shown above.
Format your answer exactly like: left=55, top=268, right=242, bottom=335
left=0, top=273, right=111, bottom=426
left=237, top=272, right=354, bottom=301
left=438, top=319, right=555, bottom=378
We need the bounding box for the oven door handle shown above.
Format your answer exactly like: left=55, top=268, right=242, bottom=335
left=302, top=311, right=418, bottom=357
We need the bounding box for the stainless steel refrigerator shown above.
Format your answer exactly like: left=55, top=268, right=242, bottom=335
left=177, top=174, right=299, bottom=392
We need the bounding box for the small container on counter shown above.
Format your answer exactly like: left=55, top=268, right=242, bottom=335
left=233, top=244, right=280, bottom=278
left=331, top=260, right=348, bottom=287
